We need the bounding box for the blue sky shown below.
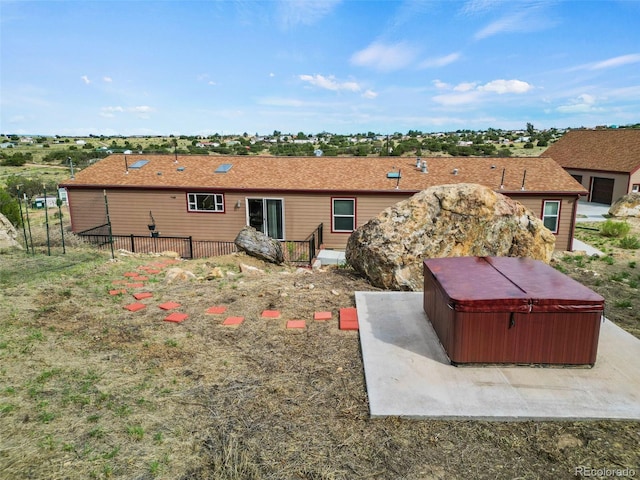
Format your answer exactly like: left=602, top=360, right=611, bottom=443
left=1, top=0, right=639, bottom=136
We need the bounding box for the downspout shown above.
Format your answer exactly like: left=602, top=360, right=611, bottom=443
left=568, top=194, right=579, bottom=252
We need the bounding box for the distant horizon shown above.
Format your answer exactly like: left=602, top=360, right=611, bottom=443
left=2, top=123, right=637, bottom=139
left=2, top=1, right=639, bottom=136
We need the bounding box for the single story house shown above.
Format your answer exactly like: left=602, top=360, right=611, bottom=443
left=543, top=129, right=640, bottom=204
left=59, top=154, right=586, bottom=252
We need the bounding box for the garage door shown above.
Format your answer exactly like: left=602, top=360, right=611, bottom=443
left=591, top=177, right=614, bottom=204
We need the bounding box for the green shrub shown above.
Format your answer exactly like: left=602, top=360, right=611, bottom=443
left=600, top=220, right=631, bottom=238
left=619, top=235, right=640, bottom=250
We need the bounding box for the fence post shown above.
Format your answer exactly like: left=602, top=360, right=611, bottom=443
left=309, top=234, right=315, bottom=265
left=188, top=236, right=193, bottom=259
left=130, top=234, right=135, bottom=253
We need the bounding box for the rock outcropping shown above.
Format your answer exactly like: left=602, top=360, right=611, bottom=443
left=234, top=226, right=284, bottom=264
left=346, top=183, right=555, bottom=291
left=0, top=212, right=22, bottom=250
left=609, top=193, right=640, bottom=218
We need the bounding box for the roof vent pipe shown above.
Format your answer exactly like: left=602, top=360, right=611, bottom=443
left=124, top=155, right=129, bottom=174
left=521, top=170, right=527, bottom=191
left=421, top=161, right=428, bottom=173
left=500, top=168, right=505, bottom=189
left=415, top=157, right=421, bottom=168
left=452, top=168, right=458, bottom=175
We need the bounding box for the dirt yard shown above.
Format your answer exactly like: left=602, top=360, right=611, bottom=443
left=0, top=219, right=639, bottom=479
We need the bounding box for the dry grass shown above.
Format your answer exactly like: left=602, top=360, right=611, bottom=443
left=1, top=220, right=639, bottom=479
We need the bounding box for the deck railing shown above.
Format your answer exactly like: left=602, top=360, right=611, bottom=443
left=78, top=223, right=324, bottom=266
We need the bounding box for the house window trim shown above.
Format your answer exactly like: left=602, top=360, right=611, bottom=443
left=541, top=199, right=561, bottom=235
left=632, top=184, right=640, bottom=193
left=187, top=192, right=225, bottom=213
left=331, top=197, right=356, bottom=233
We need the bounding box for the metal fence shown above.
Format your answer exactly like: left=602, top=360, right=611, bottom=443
left=78, top=223, right=324, bottom=266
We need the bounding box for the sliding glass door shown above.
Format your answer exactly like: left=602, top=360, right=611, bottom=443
left=247, top=198, right=284, bottom=240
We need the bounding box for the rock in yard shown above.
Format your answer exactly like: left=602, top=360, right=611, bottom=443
left=346, top=183, right=555, bottom=291
left=0, top=212, right=22, bottom=250
left=165, top=267, right=196, bottom=283
left=234, top=226, right=284, bottom=264
left=239, top=263, right=265, bottom=275
left=609, top=192, right=640, bottom=217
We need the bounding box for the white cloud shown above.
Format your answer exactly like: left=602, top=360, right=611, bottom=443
left=589, top=53, right=640, bottom=70
left=454, top=82, right=477, bottom=92
left=299, top=74, right=361, bottom=92
left=103, top=76, right=112, bottom=83
left=432, top=79, right=533, bottom=105
left=556, top=94, right=600, bottom=113
left=432, top=79, right=450, bottom=90
left=478, top=79, right=533, bottom=94
left=100, top=105, right=153, bottom=118
left=419, top=52, right=461, bottom=69
left=277, top=0, right=341, bottom=28
left=350, top=42, right=417, bottom=72
left=473, top=4, right=556, bottom=40
left=362, top=89, right=378, bottom=99
left=81, top=75, right=90, bottom=84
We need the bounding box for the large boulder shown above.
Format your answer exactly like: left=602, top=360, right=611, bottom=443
left=0, top=212, right=22, bottom=250
left=346, top=183, right=555, bottom=291
left=234, top=226, right=284, bottom=264
left=609, top=193, right=640, bottom=217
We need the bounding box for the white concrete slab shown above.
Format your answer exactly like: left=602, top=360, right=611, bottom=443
left=572, top=238, right=605, bottom=256
left=356, top=292, right=640, bottom=421
left=317, top=249, right=346, bottom=265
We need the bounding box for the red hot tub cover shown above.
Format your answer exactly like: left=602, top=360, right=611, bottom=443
left=423, top=256, right=604, bottom=313
left=423, top=256, right=605, bottom=366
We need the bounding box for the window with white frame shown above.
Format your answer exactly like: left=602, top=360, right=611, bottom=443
left=187, top=193, right=224, bottom=212
left=633, top=184, right=640, bottom=193
left=332, top=198, right=355, bottom=232
left=542, top=200, right=560, bottom=233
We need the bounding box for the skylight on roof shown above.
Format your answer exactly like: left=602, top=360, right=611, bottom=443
left=215, top=163, right=233, bottom=173
left=129, top=160, right=149, bottom=169
left=386, top=171, right=401, bottom=179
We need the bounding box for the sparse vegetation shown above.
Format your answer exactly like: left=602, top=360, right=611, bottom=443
left=600, top=219, right=631, bottom=238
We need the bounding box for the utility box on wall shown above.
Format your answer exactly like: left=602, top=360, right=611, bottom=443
left=423, top=256, right=605, bottom=366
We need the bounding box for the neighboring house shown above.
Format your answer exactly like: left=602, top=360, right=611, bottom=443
left=544, top=129, right=640, bottom=204
left=59, top=154, right=586, bottom=252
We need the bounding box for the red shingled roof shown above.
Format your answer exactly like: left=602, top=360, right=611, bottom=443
left=60, top=154, right=586, bottom=195
left=543, top=129, right=640, bottom=173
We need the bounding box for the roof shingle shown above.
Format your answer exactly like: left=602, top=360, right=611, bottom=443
left=543, top=129, right=640, bottom=173
left=61, top=154, right=585, bottom=195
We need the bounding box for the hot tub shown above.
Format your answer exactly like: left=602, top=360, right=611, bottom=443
left=423, top=256, right=605, bottom=366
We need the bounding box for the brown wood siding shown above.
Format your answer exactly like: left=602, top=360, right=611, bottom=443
left=564, top=169, right=629, bottom=204
left=67, top=189, right=110, bottom=232
left=68, top=188, right=575, bottom=251
left=516, top=195, right=576, bottom=251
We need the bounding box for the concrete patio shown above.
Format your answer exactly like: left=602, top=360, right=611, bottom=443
left=356, top=291, right=640, bottom=421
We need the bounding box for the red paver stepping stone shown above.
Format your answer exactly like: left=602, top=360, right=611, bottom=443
left=136, top=276, right=149, bottom=281
left=286, top=320, right=305, bottom=329
left=126, top=282, right=145, bottom=288
left=339, top=307, right=359, bottom=331
left=144, top=269, right=161, bottom=275
left=159, top=301, right=181, bottom=310
left=314, top=311, right=332, bottom=321
left=164, top=312, right=188, bottom=323
left=133, top=292, right=153, bottom=300
left=124, top=302, right=146, bottom=312
left=109, top=289, right=127, bottom=296
left=222, top=316, right=244, bottom=326
left=261, top=310, right=281, bottom=319
left=123, top=272, right=140, bottom=277
left=206, top=306, right=227, bottom=315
